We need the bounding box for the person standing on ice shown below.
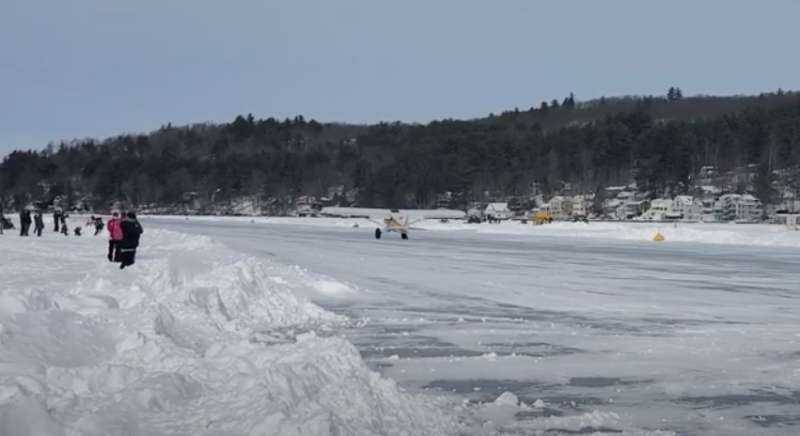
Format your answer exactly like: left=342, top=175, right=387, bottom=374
left=60, top=212, right=69, bottom=235
left=19, top=208, right=32, bottom=236
left=33, top=210, right=45, bottom=237
left=53, top=207, right=62, bottom=232
left=89, top=215, right=104, bottom=236
left=118, top=212, right=143, bottom=269
left=0, top=206, right=14, bottom=235
left=106, top=211, right=123, bottom=261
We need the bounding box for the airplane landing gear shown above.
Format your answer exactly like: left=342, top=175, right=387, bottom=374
left=375, top=228, right=382, bottom=239
left=401, top=232, right=408, bottom=240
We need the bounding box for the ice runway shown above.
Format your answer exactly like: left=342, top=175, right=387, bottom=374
left=147, top=217, right=800, bottom=435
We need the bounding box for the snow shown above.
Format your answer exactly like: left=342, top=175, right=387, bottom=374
left=149, top=215, right=800, bottom=248
left=311, top=279, right=358, bottom=297
left=144, top=216, right=800, bottom=435
left=4, top=215, right=800, bottom=435
left=0, top=229, right=458, bottom=436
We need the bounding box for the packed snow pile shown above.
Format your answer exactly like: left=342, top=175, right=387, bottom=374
left=0, top=230, right=458, bottom=436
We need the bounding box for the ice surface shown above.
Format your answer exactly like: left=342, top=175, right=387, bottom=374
left=150, top=215, right=800, bottom=248
left=145, top=216, right=800, bottom=435
left=5, top=215, right=800, bottom=435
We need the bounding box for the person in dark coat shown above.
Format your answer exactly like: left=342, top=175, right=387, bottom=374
left=60, top=212, right=69, bottom=236
left=0, top=204, right=15, bottom=235
left=19, top=209, right=32, bottom=236
left=118, top=212, right=143, bottom=269
left=93, top=216, right=104, bottom=236
left=33, top=210, right=45, bottom=237
left=53, top=208, right=62, bottom=232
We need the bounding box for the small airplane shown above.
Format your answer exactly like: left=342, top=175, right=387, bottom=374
left=320, top=207, right=466, bottom=239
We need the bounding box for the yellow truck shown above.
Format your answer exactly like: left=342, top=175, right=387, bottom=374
left=530, top=211, right=553, bottom=225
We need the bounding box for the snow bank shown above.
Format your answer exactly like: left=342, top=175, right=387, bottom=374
left=473, top=221, right=800, bottom=247
left=0, top=230, right=458, bottom=436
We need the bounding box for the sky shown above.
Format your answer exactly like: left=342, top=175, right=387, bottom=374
left=2, top=0, right=800, bottom=155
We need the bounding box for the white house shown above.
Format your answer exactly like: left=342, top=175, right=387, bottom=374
left=637, top=199, right=673, bottom=221
left=615, top=201, right=646, bottom=220
left=715, top=194, right=763, bottom=222
left=672, top=195, right=703, bottom=221
left=602, top=198, right=623, bottom=217
left=548, top=196, right=573, bottom=220
left=571, top=195, right=591, bottom=217
left=484, top=202, right=512, bottom=221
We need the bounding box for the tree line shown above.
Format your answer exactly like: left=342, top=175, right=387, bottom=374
left=1, top=89, right=799, bottom=212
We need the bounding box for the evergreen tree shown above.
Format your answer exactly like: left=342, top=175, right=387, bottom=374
left=562, top=92, right=576, bottom=109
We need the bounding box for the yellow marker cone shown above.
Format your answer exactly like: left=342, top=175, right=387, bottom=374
left=653, top=231, right=665, bottom=242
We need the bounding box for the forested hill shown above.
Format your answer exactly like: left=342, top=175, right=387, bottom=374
left=2, top=90, right=800, bottom=213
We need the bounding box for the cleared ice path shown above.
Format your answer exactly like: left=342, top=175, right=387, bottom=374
left=148, top=218, right=800, bottom=435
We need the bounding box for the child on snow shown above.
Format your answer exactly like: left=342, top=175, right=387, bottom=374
left=107, top=211, right=123, bottom=262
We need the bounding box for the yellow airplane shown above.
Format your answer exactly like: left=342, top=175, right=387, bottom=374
left=321, top=207, right=466, bottom=240
left=374, top=211, right=415, bottom=239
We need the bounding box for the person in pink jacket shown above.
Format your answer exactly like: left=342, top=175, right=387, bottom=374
left=107, top=211, right=123, bottom=262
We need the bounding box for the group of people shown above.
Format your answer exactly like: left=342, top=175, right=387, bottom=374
left=0, top=206, right=144, bottom=270
left=10, top=208, right=81, bottom=236
left=106, top=211, right=144, bottom=269
left=16, top=209, right=45, bottom=236
left=52, top=208, right=71, bottom=235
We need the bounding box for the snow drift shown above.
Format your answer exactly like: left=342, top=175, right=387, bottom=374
left=0, top=230, right=458, bottom=436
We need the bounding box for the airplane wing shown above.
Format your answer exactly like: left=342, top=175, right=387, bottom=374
left=321, top=207, right=465, bottom=230
left=320, top=207, right=388, bottom=227
left=320, top=207, right=395, bottom=219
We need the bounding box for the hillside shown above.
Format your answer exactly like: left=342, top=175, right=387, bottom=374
left=1, top=90, right=799, bottom=214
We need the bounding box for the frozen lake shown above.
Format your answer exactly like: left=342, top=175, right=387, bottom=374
left=148, top=217, right=800, bottom=435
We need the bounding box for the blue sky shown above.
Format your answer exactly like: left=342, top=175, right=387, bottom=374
left=2, top=0, right=799, bottom=155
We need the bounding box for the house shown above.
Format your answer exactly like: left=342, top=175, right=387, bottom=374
left=637, top=199, right=673, bottom=221
left=571, top=195, right=591, bottom=218
left=615, top=201, right=647, bottom=220
left=294, top=195, right=320, bottom=217
left=484, top=202, right=512, bottom=221
left=672, top=195, right=703, bottom=221
left=694, top=186, right=722, bottom=222
left=548, top=196, right=573, bottom=220
left=602, top=198, right=623, bottom=217
left=715, top=194, right=763, bottom=222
